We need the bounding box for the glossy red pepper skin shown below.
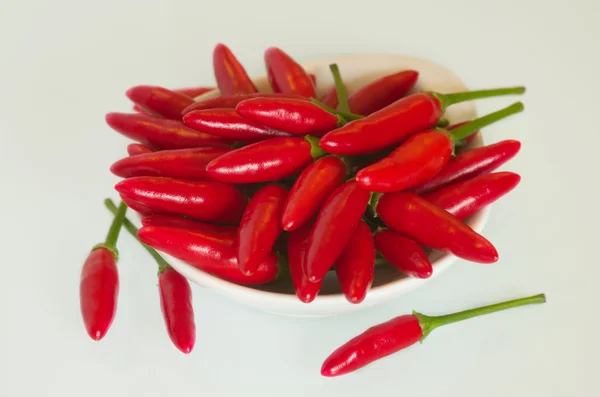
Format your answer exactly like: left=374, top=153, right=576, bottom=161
left=141, top=215, right=237, bottom=236
left=348, top=70, right=419, bottom=116
left=356, top=129, right=453, bottom=193
left=306, top=181, right=371, bottom=282
left=264, top=47, right=317, bottom=98
left=80, top=248, right=119, bottom=341
left=237, top=184, right=287, bottom=276
left=287, top=223, right=322, bottom=303
left=425, top=172, right=521, bottom=220
left=126, top=86, right=194, bottom=120
left=105, top=113, right=230, bottom=150
left=320, top=93, right=442, bottom=155
left=335, top=221, right=375, bottom=304
left=213, top=43, right=258, bottom=95
left=412, top=140, right=521, bottom=195
left=115, top=176, right=247, bottom=224
left=183, top=109, right=291, bottom=142
left=119, top=194, right=155, bottom=216
left=376, top=192, right=498, bottom=263
left=236, top=98, right=339, bottom=136
left=138, top=226, right=279, bottom=285
left=175, top=86, right=214, bottom=98
left=206, top=137, right=315, bottom=183
left=374, top=229, right=432, bottom=278
left=181, top=93, right=305, bottom=114
left=158, top=267, right=196, bottom=354
left=127, top=143, right=154, bottom=156
left=281, top=156, right=347, bottom=231
left=321, top=314, right=422, bottom=377
left=320, top=85, right=340, bottom=108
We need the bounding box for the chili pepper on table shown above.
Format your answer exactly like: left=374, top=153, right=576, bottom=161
left=127, top=143, right=154, bottom=156
left=126, top=85, right=195, bottom=120
left=115, top=176, right=247, bottom=224
left=356, top=102, right=523, bottom=193
left=264, top=47, right=317, bottom=98
left=321, top=293, right=546, bottom=377
left=319, top=85, right=525, bottom=155
left=141, top=215, right=237, bottom=236
left=79, top=201, right=127, bottom=341
left=287, top=222, right=322, bottom=303
left=104, top=199, right=196, bottom=354
left=181, top=93, right=306, bottom=114
left=347, top=70, right=419, bottom=116
left=374, top=192, right=498, bottom=263
left=106, top=113, right=230, bottom=150
left=213, top=43, right=258, bottom=95
left=374, top=229, right=432, bottom=278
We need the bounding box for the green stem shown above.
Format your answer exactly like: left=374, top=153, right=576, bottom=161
left=310, top=98, right=363, bottom=121
left=435, top=86, right=526, bottom=110
left=305, top=135, right=327, bottom=160
left=103, top=201, right=127, bottom=251
left=448, top=101, right=524, bottom=142
left=104, top=198, right=170, bottom=273
left=436, top=117, right=450, bottom=128
left=329, top=64, right=350, bottom=113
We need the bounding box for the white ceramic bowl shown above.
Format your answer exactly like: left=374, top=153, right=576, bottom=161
left=161, top=54, right=488, bottom=317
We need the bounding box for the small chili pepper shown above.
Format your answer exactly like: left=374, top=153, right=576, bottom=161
left=237, top=184, right=287, bottom=276
left=80, top=201, right=127, bottom=341
left=347, top=70, right=419, bottom=116
left=281, top=156, right=348, bottom=231
left=183, top=109, right=291, bottom=142
left=374, top=192, right=498, bottom=263
left=264, top=47, right=316, bottom=98
left=335, top=221, right=375, bottom=304
left=356, top=102, right=523, bottom=193
left=412, top=140, right=521, bottom=195
left=236, top=98, right=340, bottom=136
left=374, top=229, right=432, bottom=278
left=138, top=225, right=279, bottom=285
left=141, top=215, right=237, bottom=236
left=213, top=43, right=258, bottom=95
left=126, top=85, right=195, bottom=120
left=321, top=293, right=546, bottom=377
left=111, top=146, right=230, bottom=181
left=320, top=84, right=342, bottom=108
left=115, top=176, right=247, bottom=224
left=106, top=112, right=230, bottom=150
left=306, top=181, right=371, bottom=282
left=287, top=222, right=322, bottom=303
left=119, top=194, right=155, bottom=216
left=181, top=92, right=305, bottom=114
left=127, top=143, right=154, bottom=156
left=206, top=136, right=326, bottom=184
left=425, top=172, right=521, bottom=220
left=319, top=85, right=525, bottom=155
left=174, top=86, right=214, bottom=98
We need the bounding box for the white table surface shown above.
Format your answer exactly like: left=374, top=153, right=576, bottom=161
left=1, top=0, right=598, bottom=395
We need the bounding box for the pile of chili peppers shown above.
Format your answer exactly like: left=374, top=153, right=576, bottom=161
left=79, top=44, right=544, bottom=375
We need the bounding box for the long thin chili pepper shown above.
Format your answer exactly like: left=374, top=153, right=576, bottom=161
left=127, top=143, right=154, bottom=156
left=213, top=43, right=258, bottom=95
left=374, top=229, right=432, bottom=278
left=181, top=93, right=306, bottom=114
left=141, top=215, right=237, bottom=236
left=264, top=47, right=317, bottom=98
left=347, top=70, right=419, bottom=116
left=287, top=222, right=322, bottom=303
left=126, top=85, right=195, bottom=120
left=321, top=293, right=546, bottom=377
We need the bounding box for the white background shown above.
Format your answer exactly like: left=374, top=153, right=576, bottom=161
left=1, top=0, right=598, bottom=396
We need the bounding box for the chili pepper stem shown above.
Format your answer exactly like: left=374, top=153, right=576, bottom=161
left=305, top=135, right=327, bottom=159
left=448, top=102, right=524, bottom=142
left=414, top=293, right=546, bottom=342
left=329, top=64, right=350, bottom=113
left=310, top=98, right=363, bottom=121
left=435, top=86, right=526, bottom=110
left=93, top=201, right=127, bottom=258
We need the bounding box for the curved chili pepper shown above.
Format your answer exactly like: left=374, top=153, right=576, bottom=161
left=321, top=294, right=546, bottom=377
left=374, top=229, right=432, bottom=278
left=264, top=47, right=316, bottom=98
left=138, top=225, right=279, bottom=285
left=347, top=70, right=419, bottom=116
left=213, top=43, right=258, bottom=95
left=181, top=92, right=305, bottom=114
left=320, top=86, right=525, bottom=155
left=287, top=222, right=322, bottom=303
left=115, top=176, right=247, bottom=224
left=306, top=181, right=371, bottom=282
left=281, top=156, right=348, bottom=232
left=141, top=215, right=237, bottom=236
left=335, top=221, right=375, bottom=304
left=105, top=112, right=230, bottom=150
left=206, top=136, right=325, bottom=184
left=111, top=147, right=230, bottom=181
left=425, top=172, right=521, bottom=220
left=375, top=192, right=498, bottom=263
left=237, top=184, right=287, bottom=276
left=126, top=85, right=194, bottom=120
left=183, top=109, right=291, bottom=142
left=127, top=143, right=154, bottom=156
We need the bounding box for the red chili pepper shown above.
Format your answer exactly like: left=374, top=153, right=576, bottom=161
left=320, top=85, right=341, bottom=108
left=321, top=293, right=546, bottom=377
left=308, top=73, right=317, bottom=87
left=115, top=176, right=247, bottom=224
left=237, top=184, right=287, bottom=276
left=412, top=140, right=521, bottom=195
left=132, top=104, right=157, bottom=116
left=181, top=92, right=305, bottom=114
left=305, top=181, right=371, bottom=282
left=205, top=136, right=325, bottom=184
left=126, top=85, right=194, bottom=120
left=183, top=109, right=291, bottom=142
left=287, top=222, right=322, bottom=303
left=281, top=156, right=348, bottom=231
left=236, top=98, right=339, bottom=136
left=141, top=215, right=237, bottom=236
left=105, top=112, right=230, bottom=150
left=213, top=43, right=258, bottom=95
left=138, top=225, right=279, bottom=285
left=111, top=147, right=230, bottom=181
left=264, top=47, right=317, bottom=98
left=375, top=192, right=498, bottom=263
left=335, top=221, right=375, bottom=304
left=347, top=70, right=419, bottom=116
left=374, top=229, right=432, bottom=278
left=424, top=172, right=521, bottom=220
left=320, top=86, right=525, bottom=155
left=80, top=201, right=127, bottom=341
left=119, top=194, right=155, bottom=216
left=174, top=86, right=214, bottom=98
left=127, top=143, right=154, bottom=156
